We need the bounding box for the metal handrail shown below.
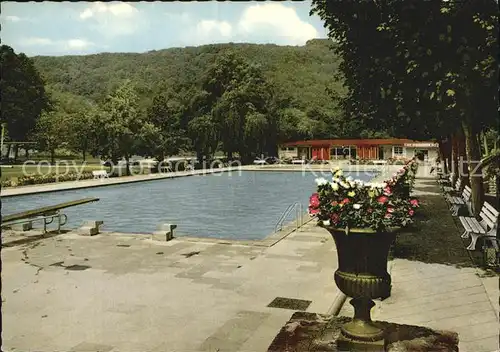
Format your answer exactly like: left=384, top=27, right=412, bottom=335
left=275, top=202, right=303, bottom=233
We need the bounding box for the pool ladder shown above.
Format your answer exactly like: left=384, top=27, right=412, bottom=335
left=274, top=202, right=303, bottom=233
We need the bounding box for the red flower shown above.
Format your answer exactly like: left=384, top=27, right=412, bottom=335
left=341, top=198, right=350, bottom=205
left=309, top=193, right=320, bottom=208
left=330, top=213, right=340, bottom=224
left=408, top=209, right=415, bottom=216
left=331, top=201, right=339, bottom=207
left=377, top=196, right=388, bottom=204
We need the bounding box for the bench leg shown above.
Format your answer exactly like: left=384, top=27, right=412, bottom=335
left=466, top=234, right=480, bottom=251
left=461, top=230, right=470, bottom=239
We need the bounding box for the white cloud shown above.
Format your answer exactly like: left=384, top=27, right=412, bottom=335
left=79, top=2, right=146, bottom=37
left=169, top=3, right=318, bottom=47
left=237, top=3, right=318, bottom=45
left=197, top=20, right=232, bottom=38
left=18, top=37, right=96, bottom=52
left=4, top=15, right=21, bottom=22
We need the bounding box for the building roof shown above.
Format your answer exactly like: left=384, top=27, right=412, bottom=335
left=282, top=139, right=431, bottom=147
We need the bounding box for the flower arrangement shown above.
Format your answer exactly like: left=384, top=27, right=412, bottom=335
left=309, top=166, right=419, bottom=232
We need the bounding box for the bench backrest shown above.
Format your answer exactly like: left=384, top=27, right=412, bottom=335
left=479, top=202, right=499, bottom=230
left=462, top=186, right=472, bottom=201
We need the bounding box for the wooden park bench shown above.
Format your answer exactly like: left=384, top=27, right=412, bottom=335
left=443, top=177, right=462, bottom=195
left=92, top=170, right=109, bottom=179
left=459, top=201, right=499, bottom=251
left=446, top=185, right=472, bottom=216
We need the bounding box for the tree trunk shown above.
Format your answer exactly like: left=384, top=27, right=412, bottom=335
left=6, top=143, right=12, bottom=160
left=457, top=129, right=468, bottom=187
left=482, top=132, right=489, bottom=156
left=125, top=155, right=130, bottom=176
left=50, top=148, right=55, bottom=165
left=451, top=133, right=459, bottom=185
left=462, top=120, right=484, bottom=218
left=13, top=144, right=19, bottom=162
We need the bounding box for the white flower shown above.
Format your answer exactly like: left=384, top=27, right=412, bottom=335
left=341, top=182, right=350, bottom=189
left=353, top=204, right=362, bottom=210
left=354, top=179, right=365, bottom=186
left=330, top=182, right=339, bottom=191
left=346, top=176, right=353, bottom=182
left=315, top=177, right=328, bottom=186
left=322, top=220, right=331, bottom=226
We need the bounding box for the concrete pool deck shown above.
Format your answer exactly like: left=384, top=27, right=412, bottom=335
left=2, top=220, right=342, bottom=352
left=0, top=163, right=399, bottom=198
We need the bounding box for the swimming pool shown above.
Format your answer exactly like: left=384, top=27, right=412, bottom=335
left=2, top=171, right=377, bottom=240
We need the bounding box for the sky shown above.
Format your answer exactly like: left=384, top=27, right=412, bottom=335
left=0, top=1, right=329, bottom=57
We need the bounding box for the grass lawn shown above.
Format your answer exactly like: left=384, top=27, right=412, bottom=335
left=390, top=181, right=480, bottom=268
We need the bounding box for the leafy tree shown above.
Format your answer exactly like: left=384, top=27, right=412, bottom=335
left=94, top=80, right=142, bottom=175
left=311, top=0, right=498, bottom=216
left=1, top=45, right=50, bottom=160
left=187, top=114, right=218, bottom=163
left=139, top=91, right=190, bottom=169
left=33, top=109, right=69, bottom=164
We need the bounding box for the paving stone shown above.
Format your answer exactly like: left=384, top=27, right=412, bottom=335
left=420, top=309, right=498, bottom=331
left=69, top=342, right=114, bottom=352
left=382, top=301, right=494, bottom=325
left=199, top=311, right=270, bottom=351
left=461, top=335, right=500, bottom=352
left=380, top=292, right=490, bottom=320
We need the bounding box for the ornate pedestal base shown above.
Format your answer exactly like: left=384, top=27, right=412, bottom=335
left=267, top=312, right=459, bottom=352
left=337, top=333, right=385, bottom=351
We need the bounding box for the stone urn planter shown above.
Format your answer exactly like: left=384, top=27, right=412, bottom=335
left=323, top=225, right=398, bottom=342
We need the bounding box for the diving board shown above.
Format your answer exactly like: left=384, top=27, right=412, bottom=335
left=2, top=197, right=99, bottom=224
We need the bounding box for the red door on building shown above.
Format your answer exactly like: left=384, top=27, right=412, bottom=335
left=312, top=147, right=330, bottom=160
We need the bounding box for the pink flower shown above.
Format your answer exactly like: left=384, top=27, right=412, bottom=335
left=341, top=198, right=350, bottom=205
left=309, top=193, right=320, bottom=208
left=331, top=201, right=339, bottom=207
left=410, top=199, right=419, bottom=207
left=387, top=207, right=395, bottom=213
left=308, top=207, right=319, bottom=216
left=367, top=208, right=373, bottom=213
left=408, top=209, right=415, bottom=216
left=383, top=186, right=392, bottom=196
left=377, top=196, right=388, bottom=204
left=384, top=213, right=392, bottom=219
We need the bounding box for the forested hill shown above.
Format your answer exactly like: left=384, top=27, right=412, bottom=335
left=30, top=38, right=344, bottom=112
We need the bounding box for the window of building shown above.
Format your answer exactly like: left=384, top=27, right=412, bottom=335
left=393, top=146, right=404, bottom=155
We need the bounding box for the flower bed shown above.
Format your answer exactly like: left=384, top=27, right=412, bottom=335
left=1, top=172, right=95, bottom=188
left=309, top=159, right=419, bottom=231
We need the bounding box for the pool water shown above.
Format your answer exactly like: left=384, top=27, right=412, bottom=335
left=2, top=171, right=377, bottom=240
